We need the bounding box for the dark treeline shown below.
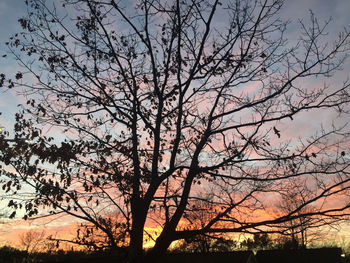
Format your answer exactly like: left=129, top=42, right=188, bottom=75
left=1, top=234, right=350, bottom=263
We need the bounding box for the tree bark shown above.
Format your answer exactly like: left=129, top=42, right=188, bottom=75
left=144, top=231, right=175, bottom=263
left=129, top=200, right=147, bottom=263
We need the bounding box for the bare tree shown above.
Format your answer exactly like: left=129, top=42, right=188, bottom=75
left=20, top=229, right=46, bottom=253
left=273, top=178, right=345, bottom=248
left=176, top=197, right=234, bottom=252
left=0, top=0, right=350, bottom=262
left=275, top=180, right=313, bottom=247
left=49, top=213, right=129, bottom=251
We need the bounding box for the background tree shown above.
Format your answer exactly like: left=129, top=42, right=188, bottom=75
left=273, top=179, right=322, bottom=248
left=240, top=233, right=272, bottom=250
left=19, top=229, right=46, bottom=253
left=1, top=0, right=350, bottom=262
left=49, top=214, right=129, bottom=251
left=174, top=198, right=237, bottom=252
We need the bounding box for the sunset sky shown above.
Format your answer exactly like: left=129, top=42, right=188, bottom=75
left=0, top=0, right=350, bottom=249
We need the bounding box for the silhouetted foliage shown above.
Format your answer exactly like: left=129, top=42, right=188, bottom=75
left=173, top=235, right=237, bottom=253
left=256, top=247, right=343, bottom=263
left=0, top=245, right=128, bottom=263
left=0, top=246, right=27, bottom=263
left=1, top=0, right=350, bottom=262
left=241, top=233, right=272, bottom=250
left=160, top=251, right=257, bottom=263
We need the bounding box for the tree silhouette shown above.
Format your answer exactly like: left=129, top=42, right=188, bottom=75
left=19, top=229, right=47, bottom=254
left=241, top=233, right=272, bottom=250
left=273, top=178, right=341, bottom=248
left=1, top=0, right=350, bottom=262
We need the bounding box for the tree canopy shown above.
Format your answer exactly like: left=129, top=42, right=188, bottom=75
left=1, top=0, right=350, bottom=262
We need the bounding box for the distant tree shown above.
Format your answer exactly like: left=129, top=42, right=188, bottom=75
left=0, top=246, right=27, bottom=263
left=273, top=177, right=346, bottom=248
left=274, top=180, right=315, bottom=247
left=1, top=0, right=350, bottom=262
left=241, top=233, right=272, bottom=250
left=178, top=197, right=231, bottom=252
left=19, top=229, right=46, bottom=253
left=49, top=214, right=128, bottom=251
left=173, top=235, right=237, bottom=253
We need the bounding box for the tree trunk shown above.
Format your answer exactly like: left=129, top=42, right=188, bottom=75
left=128, top=231, right=143, bottom=263
left=143, top=231, right=174, bottom=263
left=128, top=200, right=147, bottom=263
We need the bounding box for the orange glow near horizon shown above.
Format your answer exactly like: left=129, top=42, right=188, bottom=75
left=2, top=208, right=350, bottom=251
